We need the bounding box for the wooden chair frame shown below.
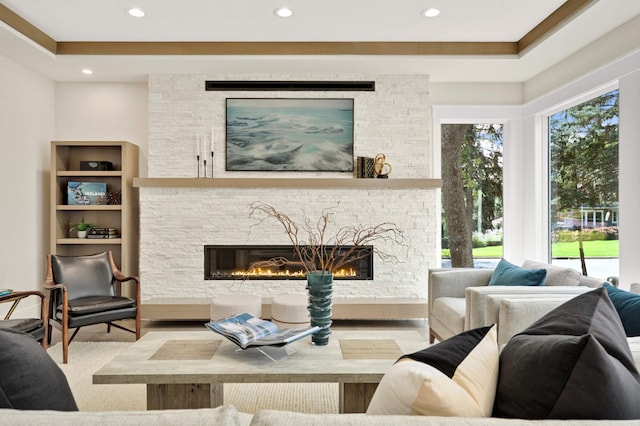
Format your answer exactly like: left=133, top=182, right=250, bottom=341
left=44, top=251, right=141, bottom=363
left=0, top=290, right=48, bottom=348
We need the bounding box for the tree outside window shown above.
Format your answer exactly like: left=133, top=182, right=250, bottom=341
left=549, top=89, right=619, bottom=277
left=441, top=123, right=503, bottom=268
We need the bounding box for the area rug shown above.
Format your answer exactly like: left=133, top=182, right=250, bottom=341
left=47, top=342, right=339, bottom=413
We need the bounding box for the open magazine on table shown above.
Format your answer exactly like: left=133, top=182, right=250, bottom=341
left=205, top=312, right=320, bottom=350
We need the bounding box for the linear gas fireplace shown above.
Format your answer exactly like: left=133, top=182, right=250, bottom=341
left=204, top=245, right=373, bottom=280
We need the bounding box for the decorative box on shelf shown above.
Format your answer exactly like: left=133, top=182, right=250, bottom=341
left=79, top=161, right=113, bottom=171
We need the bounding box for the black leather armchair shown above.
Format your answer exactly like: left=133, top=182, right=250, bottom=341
left=44, top=251, right=140, bottom=363
left=0, top=291, right=47, bottom=347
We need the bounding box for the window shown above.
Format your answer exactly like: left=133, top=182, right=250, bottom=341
left=548, top=89, right=619, bottom=278
left=441, top=123, right=503, bottom=268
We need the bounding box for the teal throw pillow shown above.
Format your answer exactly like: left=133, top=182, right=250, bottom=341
left=604, top=283, right=640, bottom=337
left=488, top=258, right=546, bottom=286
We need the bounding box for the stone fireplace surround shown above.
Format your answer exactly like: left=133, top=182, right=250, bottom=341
left=138, top=73, right=438, bottom=320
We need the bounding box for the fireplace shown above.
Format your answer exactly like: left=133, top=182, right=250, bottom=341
left=204, top=245, right=373, bottom=280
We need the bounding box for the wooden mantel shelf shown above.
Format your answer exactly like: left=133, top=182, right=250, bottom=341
left=133, top=177, right=441, bottom=189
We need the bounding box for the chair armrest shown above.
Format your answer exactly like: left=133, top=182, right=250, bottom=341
left=43, top=283, right=67, bottom=293
left=1, top=290, right=44, bottom=304
left=113, top=271, right=139, bottom=285
left=114, top=273, right=141, bottom=305
left=1, top=291, right=46, bottom=322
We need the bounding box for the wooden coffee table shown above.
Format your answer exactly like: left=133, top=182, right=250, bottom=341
left=93, top=329, right=428, bottom=412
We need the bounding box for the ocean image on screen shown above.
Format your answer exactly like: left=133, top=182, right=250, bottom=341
left=226, top=98, right=354, bottom=171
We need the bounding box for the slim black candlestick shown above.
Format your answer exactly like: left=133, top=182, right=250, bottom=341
left=196, top=155, right=200, bottom=178
left=210, top=151, right=214, bottom=178
left=203, top=159, right=207, bottom=178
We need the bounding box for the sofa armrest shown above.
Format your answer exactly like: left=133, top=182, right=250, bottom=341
left=578, top=275, right=606, bottom=288
left=428, top=269, right=492, bottom=336
left=484, top=293, right=573, bottom=327
left=497, top=297, right=575, bottom=346
left=428, top=269, right=493, bottom=316
left=465, top=286, right=590, bottom=331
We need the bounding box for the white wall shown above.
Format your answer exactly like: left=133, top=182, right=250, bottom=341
left=525, top=15, right=640, bottom=102
left=618, top=69, right=640, bottom=288
left=55, top=83, right=149, bottom=177
left=0, top=54, right=54, bottom=316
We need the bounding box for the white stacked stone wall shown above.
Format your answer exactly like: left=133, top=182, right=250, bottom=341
left=142, top=74, right=436, bottom=300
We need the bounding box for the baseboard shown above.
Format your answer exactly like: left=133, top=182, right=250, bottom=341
left=141, top=297, right=427, bottom=321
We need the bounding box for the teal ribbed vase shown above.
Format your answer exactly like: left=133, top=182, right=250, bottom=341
left=306, top=271, right=333, bottom=346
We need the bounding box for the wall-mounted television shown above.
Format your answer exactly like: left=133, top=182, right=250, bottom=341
left=226, top=98, right=354, bottom=172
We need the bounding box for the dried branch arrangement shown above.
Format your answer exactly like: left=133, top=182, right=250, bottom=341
left=248, top=201, right=406, bottom=274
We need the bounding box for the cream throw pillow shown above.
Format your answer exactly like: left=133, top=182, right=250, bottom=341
left=366, top=324, right=498, bottom=416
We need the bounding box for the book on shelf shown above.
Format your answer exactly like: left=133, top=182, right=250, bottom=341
left=355, top=156, right=375, bottom=178
left=205, top=312, right=320, bottom=350
left=88, top=227, right=118, bottom=235
left=87, top=234, right=121, bottom=239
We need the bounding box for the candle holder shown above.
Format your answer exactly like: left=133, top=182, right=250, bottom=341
left=196, top=155, right=200, bottom=178
left=210, top=151, right=214, bottom=177
left=203, top=159, right=207, bottom=178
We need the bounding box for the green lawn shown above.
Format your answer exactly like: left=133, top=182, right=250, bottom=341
left=442, top=240, right=619, bottom=258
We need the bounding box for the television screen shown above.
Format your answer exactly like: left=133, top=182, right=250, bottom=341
left=226, top=98, right=354, bottom=172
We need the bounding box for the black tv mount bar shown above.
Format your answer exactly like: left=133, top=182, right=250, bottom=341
left=205, top=80, right=375, bottom=91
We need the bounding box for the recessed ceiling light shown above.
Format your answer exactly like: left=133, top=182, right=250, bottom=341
left=128, top=8, right=145, bottom=18
left=421, top=8, right=441, bottom=18
left=274, top=7, right=294, bottom=18
left=81, top=69, right=93, bottom=75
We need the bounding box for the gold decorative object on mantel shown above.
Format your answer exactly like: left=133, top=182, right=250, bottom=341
left=374, top=153, right=392, bottom=178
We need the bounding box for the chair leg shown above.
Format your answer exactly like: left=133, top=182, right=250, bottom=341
left=47, top=323, right=53, bottom=345
left=136, top=311, right=141, bottom=340
left=429, top=331, right=435, bottom=344
left=107, top=323, right=112, bottom=333
left=62, top=324, right=69, bottom=364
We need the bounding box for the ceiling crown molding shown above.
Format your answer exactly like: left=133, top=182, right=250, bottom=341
left=0, top=0, right=597, bottom=58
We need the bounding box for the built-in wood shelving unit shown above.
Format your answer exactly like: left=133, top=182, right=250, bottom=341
left=50, top=141, right=139, bottom=277
left=133, top=178, right=441, bottom=189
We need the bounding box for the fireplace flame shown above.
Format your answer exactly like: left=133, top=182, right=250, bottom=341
left=232, top=267, right=358, bottom=278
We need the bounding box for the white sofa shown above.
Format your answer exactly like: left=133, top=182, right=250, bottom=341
left=428, top=260, right=605, bottom=343
left=2, top=406, right=639, bottom=425
left=487, top=294, right=579, bottom=346
left=495, top=295, right=640, bottom=367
